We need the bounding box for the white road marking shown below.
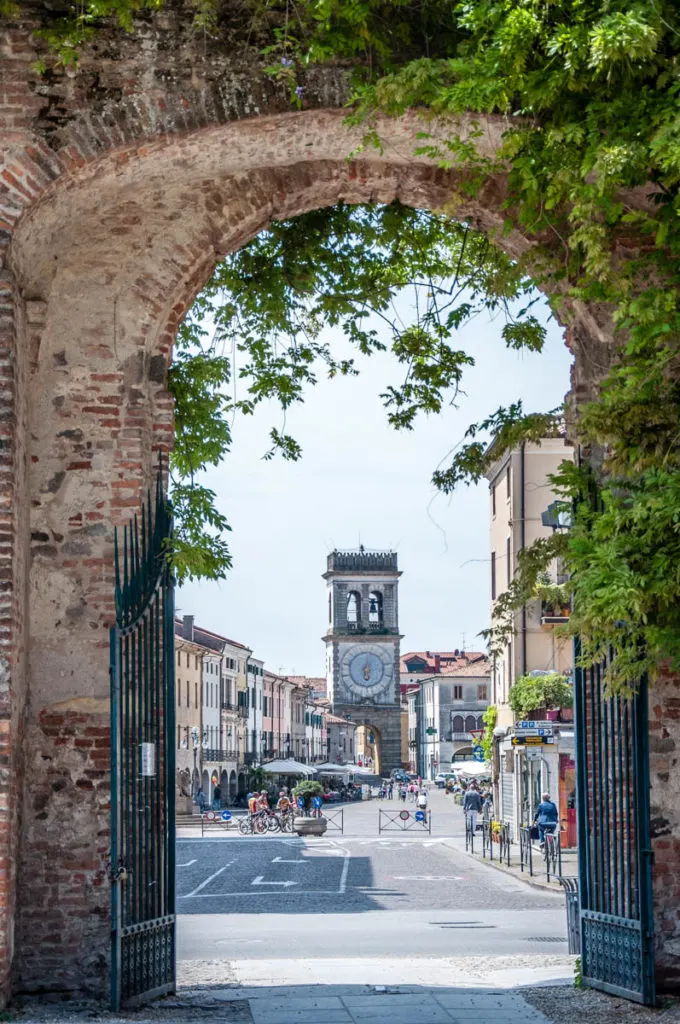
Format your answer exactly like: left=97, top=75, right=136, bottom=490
left=338, top=850, right=350, bottom=894
left=183, top=860, right=234, bottom=898
left=177, top=859, right=197, bottom=868
left=392, top=875, right=463, bottom=881
left=271, top=855, right=308, bottom=864
left=252, top=876, right=298, bottom=887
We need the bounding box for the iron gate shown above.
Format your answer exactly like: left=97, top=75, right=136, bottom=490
left=574, top=642, right=654, bottom=1005
left=110, top=470, right=176, bottom=1009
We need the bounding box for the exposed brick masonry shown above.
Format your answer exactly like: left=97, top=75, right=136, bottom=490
left=0, top=0, right=677, bottom=1004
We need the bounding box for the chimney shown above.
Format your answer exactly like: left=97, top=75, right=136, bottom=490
left=183, top=614, right=194, bottom=641
left=434, top=654, right=441, bottom=673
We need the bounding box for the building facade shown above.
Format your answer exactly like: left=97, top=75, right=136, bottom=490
left=485, top=437, right=576, bottom=840
left=174, top=619, right=206, bottom=810
left=404, top=654, right=491, bottom=778
left=324, top=548, right=403, bottom=774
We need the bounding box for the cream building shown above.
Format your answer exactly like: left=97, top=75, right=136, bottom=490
left=485, top=435, right=576, bottom=839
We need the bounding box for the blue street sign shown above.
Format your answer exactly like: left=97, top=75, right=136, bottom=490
left=312, top=796, right=323, bottom=809
left=221, top=810, right=231, bottom=821
left=415, top=810, right=425, bottom=822
left=472, top=745, right=485, bottom=763
left=297, top=796, right=305, bottom=808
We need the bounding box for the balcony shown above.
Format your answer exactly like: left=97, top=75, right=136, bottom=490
left=243, top=752, right=258, bottom=765
left=540, top=599, right=570, bottom=627
left=450, top=732, right=472, bottom=742
left=237, top=706, right=249, bottom=719
left=203, top=748, right=239, bottom=762
left=221, top=701, right=236, bottom=712
left=344, top=622, right=399, bottom=635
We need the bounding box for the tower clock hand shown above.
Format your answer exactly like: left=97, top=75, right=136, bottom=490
left=362, top=657, right=371, bottom=682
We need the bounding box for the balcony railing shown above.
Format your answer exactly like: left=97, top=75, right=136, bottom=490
left=237, top=706, right=249, bottom=719
left=203, top=748, right=239, bottom=762
left=344, top=622, right=399, bottom=635
left=540, top=600, right=570, bottom=626
left=221, top=701, right=236, bottom=711
left=450, top=732, right=472, bottom=742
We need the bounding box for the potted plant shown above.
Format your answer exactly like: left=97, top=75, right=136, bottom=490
left=292, top=780, right=327, bottom=836
left=508, top=672, right=573, bottom=721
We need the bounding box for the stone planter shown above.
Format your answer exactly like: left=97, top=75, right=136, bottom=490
left=293, top=815, right=328, bottom=837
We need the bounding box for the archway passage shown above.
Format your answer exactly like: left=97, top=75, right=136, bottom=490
left=355, top=724, right=381, bottom=776
left=0, top=11, right=674, bottom=1007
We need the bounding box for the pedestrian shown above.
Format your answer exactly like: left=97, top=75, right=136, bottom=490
left=388, top=782, right=394, bottom=799
left=196, top=787, right=206, bottom=813
left=534, top=791, right=559, bottom=846
left=247, top=791, right=258, bottom=815
left=463, top=782, right=482, bottom=834
left=212, top=783, right=221, bottom=810
left=417, top=788, right=428, bottom=811
left=400, top=783, right=407, bottom=802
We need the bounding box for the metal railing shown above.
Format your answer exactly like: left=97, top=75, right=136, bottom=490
left=558, top=876, right=581, bottom=954
left=379, top=809, right=431, bottom=834
left=203, top=748, right=239, bottom=762
left=519, top=825, right=534, bottom=876
left=323, top=808, right=344, bottom=833
left=220, top=700, right=236, bottom=711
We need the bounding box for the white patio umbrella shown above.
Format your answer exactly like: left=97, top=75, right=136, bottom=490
left=454, top=760, right=490, bottom=778
left=260, top=758, right=316, bottom=776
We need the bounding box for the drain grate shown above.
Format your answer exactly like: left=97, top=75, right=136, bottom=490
left=527, top=936, right=566, bottom=943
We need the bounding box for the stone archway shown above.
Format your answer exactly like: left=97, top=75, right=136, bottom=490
left=356, top=724, right=382, bottom=776
left=0, top=6, right=669, bottom=1006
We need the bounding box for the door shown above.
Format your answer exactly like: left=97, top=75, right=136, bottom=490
left=110, top=470, right=176, bottom=1009
left=574, top=643, right=654, bottom=1004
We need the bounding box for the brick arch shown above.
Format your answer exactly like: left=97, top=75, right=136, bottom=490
left=0, top=109, right=613, bottom=1004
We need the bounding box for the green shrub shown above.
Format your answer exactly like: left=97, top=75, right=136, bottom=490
left=292, top=780, right=324, bottom=811
left=508, top=673, right=573, bottom=720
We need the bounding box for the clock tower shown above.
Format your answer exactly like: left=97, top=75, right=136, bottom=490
left=323, top=548, right=403, bottom=773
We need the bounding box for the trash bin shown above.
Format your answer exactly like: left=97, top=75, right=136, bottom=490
left=558, top=876, right=580, bottom=954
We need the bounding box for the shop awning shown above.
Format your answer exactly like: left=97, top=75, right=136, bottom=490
left=260, top=759, right=316, bottom=776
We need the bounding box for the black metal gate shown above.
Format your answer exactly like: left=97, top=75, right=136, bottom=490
left=574, top=643, right=654, bottom=1005
left=110, top=470, right=176, bottom=1009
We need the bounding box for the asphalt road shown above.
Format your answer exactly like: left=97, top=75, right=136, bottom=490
left=176, top=791, right=566, bottom=962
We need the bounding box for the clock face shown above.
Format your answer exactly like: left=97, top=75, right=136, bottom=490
left=339, top=644, right=394, bottom=700
left=349, top=652, right=384, bottom=687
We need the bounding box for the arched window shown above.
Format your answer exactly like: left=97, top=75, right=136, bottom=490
left=347, top=590, right=361, bottom=625
left=452, top=715, right=464, bottom=733
left=465, top=714, right=477, bottom=732
left=477, top=715, right=485, bottom=731
left=368, top=590, right=383, bottom=625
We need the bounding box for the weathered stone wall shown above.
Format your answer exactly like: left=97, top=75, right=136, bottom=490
left=0, top=0, right=671, bottom=1005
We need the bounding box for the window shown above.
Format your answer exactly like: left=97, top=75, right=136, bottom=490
left=177, top=650, right=181, bottom=667
left=506, top=464, right=511, bottom=502
left=452, top=714, right=464, bottom=732
left=508, top=641, right=513, bottom=687
left=195, top=682, right=198, bottom=708
left=478, top=684, right=488, bottom=702
left=453, top=685, right=463, bottom=701
left=506, top=536, right=511, bottom=585
left=491, top=483, right=496, bottom=517
left=186, top=681, right=189, bottom=708
left=465, top=714, right=477, bottom=732
left=177, top=681, right=181, bottom=706
left=186, top=652, right=189, bottom=668
left=491, top=552, right=496, bottom=601
left=477, top=715, right=485, bottom=730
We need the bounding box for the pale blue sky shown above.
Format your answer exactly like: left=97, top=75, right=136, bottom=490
left=177, top=294, right=572, bottom=675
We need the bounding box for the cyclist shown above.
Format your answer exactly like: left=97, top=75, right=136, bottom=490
left=247, top=791, right=258, bottom=815
left=277, top=791, right=290, bottom=812
left=534, top=791, right=559, bottom=847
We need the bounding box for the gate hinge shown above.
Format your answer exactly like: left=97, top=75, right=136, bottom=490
left=642, top=848, right=655, bottom=866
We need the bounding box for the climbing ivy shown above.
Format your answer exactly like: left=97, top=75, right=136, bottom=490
left=9, top=0, right=680, bottom=687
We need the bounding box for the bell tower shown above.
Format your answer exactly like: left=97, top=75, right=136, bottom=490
left=323, top=548, right=403, bottom=773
